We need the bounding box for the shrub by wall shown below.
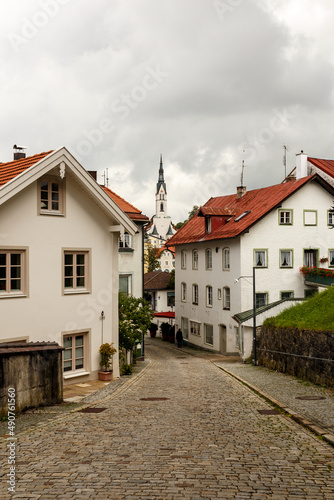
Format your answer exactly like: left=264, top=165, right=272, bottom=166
left=258, top=326, right=334, bottom=388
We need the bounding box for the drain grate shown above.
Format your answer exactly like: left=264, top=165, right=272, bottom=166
left=258, top=409, right=280, bottom=415
left=79, top=407, right=107, bottom=413
left=295, top=396, right=326, bottom=401
left=140, top=397, right=170, bottom=401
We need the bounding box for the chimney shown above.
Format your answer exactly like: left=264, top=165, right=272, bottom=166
left=296, top=150, right=308, bottom=179
left=236, top=185, right=246, bottom=199
left=87, top=170, right=97, bottom=181
left=13, top=145, right=26, bottom=160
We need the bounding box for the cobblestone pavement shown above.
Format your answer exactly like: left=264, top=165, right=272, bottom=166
left=1, top=340, right=334, bottom=499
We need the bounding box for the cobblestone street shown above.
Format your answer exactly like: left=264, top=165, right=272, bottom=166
left=1, top=340, right=334, bottom=499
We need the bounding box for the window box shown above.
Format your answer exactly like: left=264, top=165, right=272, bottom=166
left=300, top=266, right=334, bottom=287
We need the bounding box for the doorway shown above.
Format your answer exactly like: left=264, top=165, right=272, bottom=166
left=219, top=324, right=227, bottom=354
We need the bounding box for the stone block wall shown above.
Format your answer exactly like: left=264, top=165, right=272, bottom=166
left=258, top=327, right=334, bottom=388
left=0, top=342, right=64, bottom=417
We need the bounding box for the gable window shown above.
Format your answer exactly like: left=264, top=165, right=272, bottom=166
left=119, top=233, right=132, bottom=249
left=206, top=285, right=213, bottom=307
left=281, top=291, right=294, bottom=300
left=205, top=216, right=211, bottom=233
left=40, top=177, right=64, bottom=215
left=280, top=250, right=293, bottom=268
left=192, top=284, right=198, bottom=305
left=63, top=332, right=88, bottom=374
left=205, top=249, right=212, bottom=270
left=64, top=250, right=90, bottom=293
left=181, top=282, right=187, bottom=301
left=329, top=250, right=334, bottom=267
left=181, top=250, right=187, bottom=269
left=223, top=247, right=230, bottom=271
left=0, top=250, right=26, bottom=297
left=279, top=209, right=292, bottom=225
left=254, top=249, right=267, bottom=268
left=304, top=210, right=317, bottom=226
left=255, top=292, right=268, bottom=308
left=223, top=287, right=230, bottom=310
left=192, top=249, right=198, bottom=270
left=190, top=321, right=201, bottom=336
left=204, top=324, right=213, bottom=346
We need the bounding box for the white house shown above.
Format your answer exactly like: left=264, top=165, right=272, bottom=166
left=0, top=147, right=137, bottom=383
left=144, top=270, right=175, bottom=313
left=167, top=166, right=334, bottom=360
left=156, top=242, right=175, bottom=273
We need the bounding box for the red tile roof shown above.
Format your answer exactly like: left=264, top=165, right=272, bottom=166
left=101, top=186, right=149, bottom=222
left=308, top=157, right=334, bottom=178
left=144, top=270, right=173, bottom=290
left=0, top=151, right=53, bottom=187
left=156, top=242, right=175, bottom=257
left=167, top=176, right=317, bottom=246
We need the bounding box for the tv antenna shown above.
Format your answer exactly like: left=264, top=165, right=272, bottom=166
left=283, top=145, right=289, bottom=178
left=240, top=149, right=245, bottom=187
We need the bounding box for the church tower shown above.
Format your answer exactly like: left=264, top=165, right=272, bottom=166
left=156, top=154, right=167, bottom=216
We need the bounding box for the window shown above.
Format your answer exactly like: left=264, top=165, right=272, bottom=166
left=304, top=210, right=317, bottom=226
left=304, top=249, right=318, bottom=267
left=192, top=284, right=198, bottom=305
left=181, top=282, right=187, bottom=301
left=64, top=251, right=89, bottom=292
left=190, top=321, right=201, bottom=336
left=205, top=249, right=212, bottom=270
left=63, top=332, right=87, bottom=373
left=206, top=285, right=213, bottom=307
left=167, top=292, right=175, bottom=307
left=281, top=291, right=294, bottom=300
left=0, top=250, right=26, bottom=296
left=205, top=216, right=211, bottom=233
left=217, top=288, right=222, bottom=300
left=255, top=293, right=268, bottom=308
left=192, top=249, right=198, bottom=270
left=280, top=250, right=293, bottom=268
left=119, top=274, right=132, bottom=295
left=328, top=211, right=334, bottom=226
left=40, top=177, right=64, bottom=215
left=223, top=247, right=230, bottom=271
left=254, top=249, right=267, bottom=268
left=305, top=289, right=317, bottom=298
left=223, top=287, right=230, bottom=310
left=181, top=317, right=189, bottom=340
left=279, top=209, right=292, bottom=225
left=204, top=324, right=213, bottom=345
left=181, top=250, right=187, bottom=269
left=329, top=250, right=334, bottom=267
left=160, top=203, right=164, bottom=212
left=119, top=233, right=132, bottom=249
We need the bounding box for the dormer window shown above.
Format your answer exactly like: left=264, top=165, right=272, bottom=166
left=205, top=216, right=211, bottom=233
left=40, top=176, right=64, bottom=215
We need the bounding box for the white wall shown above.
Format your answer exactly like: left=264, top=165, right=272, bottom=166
left=0, top=174, right=120, bottom=382
left=119, top=227, right=143, bottom=298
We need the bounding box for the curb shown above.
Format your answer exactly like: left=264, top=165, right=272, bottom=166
left=216, top=364, right=334, bottom=448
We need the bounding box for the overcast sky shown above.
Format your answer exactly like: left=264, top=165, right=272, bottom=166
left=1, top=0, right=334, bottom=222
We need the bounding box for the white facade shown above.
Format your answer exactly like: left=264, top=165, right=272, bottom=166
left=119, top=228, right=145, bottom=298
left=0, top=147, right=137, bottom=383
left=174, top=178, right=334, bottom=359
left=158, top=248, right=175, bottom=272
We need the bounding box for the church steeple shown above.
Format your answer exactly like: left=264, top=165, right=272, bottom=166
left=156, top=154, right=167, bottom=195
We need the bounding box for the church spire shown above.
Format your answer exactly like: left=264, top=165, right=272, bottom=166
left=156, top=154, right=167, bottom=194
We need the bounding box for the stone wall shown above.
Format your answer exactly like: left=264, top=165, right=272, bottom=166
left=258, top=327, right=334, bottom=388
left=0, top=342, right=64, bottom=417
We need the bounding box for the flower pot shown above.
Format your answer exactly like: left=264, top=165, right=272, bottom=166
left=150, top=331, right=157, bottom=338
left=98, top=370, right=113, bottom=381
left=162, top=333, right=169, bottom=341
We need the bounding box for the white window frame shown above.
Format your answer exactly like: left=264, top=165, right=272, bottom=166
left=205, top=216, right=211, bottom=233
left=205, top=249, right=212, bottom=270
left=223, top=286, right=230, bottom=310
left=63, top=331, right=89, bottom=377
left=39, top=176, right=64, bottom=215
left=223, top=247, right=230, bottom=271
left=181, top=250, right=187, bottom=269
left=280, top=249, right=293, bottom=268
left=192, top=284, right=198, bottom=305
left=181, top=282, right=187, bottom=302
left=206, top=285, right=213, bottom=307
left=304, top=210, right=317, bottom=226
left=279, top=209, right=292, bottom=225
left=192, top=249, right=198, bottom=270
left=254, top=249, right=267, bottom=268
left=119, top=232, right=132, bottom=249
left=63, top=249, right=90, bottom=294
left=190, top=321, right=201, bottom=336
left=0, top=249, right=27, bottom=298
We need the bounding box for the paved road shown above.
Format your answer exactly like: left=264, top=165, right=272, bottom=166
left=1, top=341, right=334, bottom=499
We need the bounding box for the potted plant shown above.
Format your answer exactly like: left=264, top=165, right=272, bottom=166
left=98, top=342, right=117, bottom=381
left=320, top=257, right=328, bottom=264
left=149, top=322, right=158, bottom=338
left=160, top=322, right=170, bottom=342
left=169, top=325, right=175, bottom=344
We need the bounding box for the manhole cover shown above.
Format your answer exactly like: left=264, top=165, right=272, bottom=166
left=140, top=398, right=170, bottom=401
left=295, top=396, right=326, bottom=401
left=79, top=407, right=107, bottom=413
left=258, top=409, right=280, bottom=415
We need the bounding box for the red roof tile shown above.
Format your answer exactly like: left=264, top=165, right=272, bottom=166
left=0, top=151, right=53, bottom=187
left=308, top=157, right=334, bottom=178
left=144, top=270, right=173, bottom=290
left=156, top=242, right=175, bottom=257
left=102, top=186, right=149, bottom=222
left=167, top=176, right=317, bottom=246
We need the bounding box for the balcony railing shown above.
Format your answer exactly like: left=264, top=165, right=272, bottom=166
left=300, top=266, right=334, bottom=287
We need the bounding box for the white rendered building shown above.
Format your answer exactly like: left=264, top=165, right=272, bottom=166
left=0, top=147, right=137, bottom=383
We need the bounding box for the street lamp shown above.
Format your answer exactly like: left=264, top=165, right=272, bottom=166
left=234, top=267, right=257, bottom=366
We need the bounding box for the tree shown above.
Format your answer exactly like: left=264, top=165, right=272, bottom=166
left=145, top=240, right=160, bottom=272
left=118, top=293, right=154, bottom=351
left=175, top=205, right=199, bottom=229
left=166, top=269, right=175, bottom=289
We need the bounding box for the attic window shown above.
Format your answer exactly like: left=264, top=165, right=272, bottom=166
left=205, top=216, right=211, bottom=233
left=234, top=211, right=250, bottom=222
